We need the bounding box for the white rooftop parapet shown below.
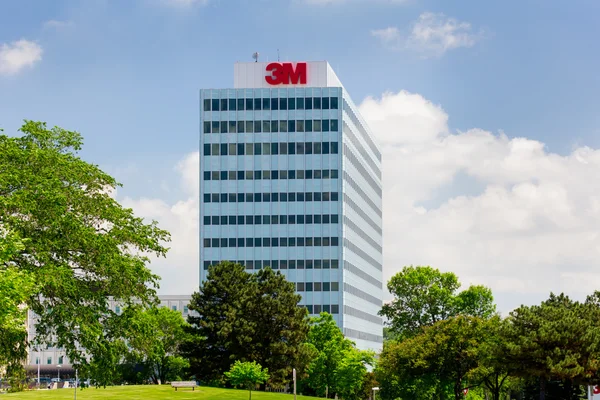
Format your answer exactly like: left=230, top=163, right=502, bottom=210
left=234, top=61, right=344, bottom=89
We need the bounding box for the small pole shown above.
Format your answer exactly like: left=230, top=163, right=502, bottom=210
left=37, top=358, right=40, bottom=389
left=293, top=368, right=296, bottom=400
left=74, top=368, right=77, bottom=400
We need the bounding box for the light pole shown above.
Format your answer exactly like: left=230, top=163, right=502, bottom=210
left=74, top=367, right=78, bottom=400
left=293, top=368, right=297, bottom=400
left=372, top=386, right=380, bottom=400
left=57, top=364, right=62, bottom=382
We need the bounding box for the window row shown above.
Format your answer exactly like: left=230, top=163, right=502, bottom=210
left=344, top=216, right=382, bottom=253
left=343, top=99, right=382, bottom=161
left=202, top=236, right=340, bottom=248
left=344, top=171, right=382, bottom=217
left=344, top=194, right=382, bottom=236
left=203, top=214, right=339, bottom=226
left=305, top=304, right=339, bottom=315
left=296, top=281, right=339, bottom=292
left=203, top=96, right=339, bottom=112
left=343, top=122, right=381, bottom=181
left=203, top=191, right=339, bottom=203
left=202, top=259, right=340, bottom=270
left=344, top=238, right=382, bottom=271
left=203, top=141, right=339, bottom=156
left=344, top=282, right=381, bottom=307
left=344, top=260, right=382, bottom=289
left=344, top=305, right=383, bottom=325
left=203, top=168, right=339, bottom=181
left=344, top=327, right=384, bottom=344
left=344, top=142, right=381, bottom=197
left=203, top=119, right=339, bottom=134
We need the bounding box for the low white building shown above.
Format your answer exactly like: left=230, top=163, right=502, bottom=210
left=25, top=295, right=193, bottom=376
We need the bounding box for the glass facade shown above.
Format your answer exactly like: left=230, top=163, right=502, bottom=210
left=200, top=85, right=383, bottom=351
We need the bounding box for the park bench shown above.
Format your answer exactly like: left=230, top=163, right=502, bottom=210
left=171, top=381, right=197, bottom=391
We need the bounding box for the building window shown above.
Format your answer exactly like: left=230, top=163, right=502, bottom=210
left=330, top=96, right=339, bottom=109
left=183, top=305, right=189, bottom=314
left=172, top=305, right=177, bottom=311
left=35, top=357, right=40, bottom=365
left=59, top=356, right=64, bottom=364
left=47, top=357, right=52, bottom=365
left=115, top=306, right=120, bottom=315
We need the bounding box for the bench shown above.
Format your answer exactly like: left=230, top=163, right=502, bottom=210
left=171, top=381, right=197, bottom=391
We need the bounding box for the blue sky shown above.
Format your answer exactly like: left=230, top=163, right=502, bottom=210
left=2, top=0, right=600, bottom=311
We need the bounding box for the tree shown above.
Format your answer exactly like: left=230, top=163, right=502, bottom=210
left=303, top=312, right=374, bottom=399
left=334, top=347, right=375, bottom=400
left=380, top=316, right=492, bottom=400
left=183, top=262, right=310, bottom=387
left=379, top=265, right=496, bottom=339
left=250, top=267, right=313, bottom=386
left=124, top=306, right=190, bottom=384
left=503, top=293, right=600, bottom=400
left=225, top=361, right=270, bottom=400
left=0, top=121, right=170, bottom=377
left=0, top=230, right=35, bottom=374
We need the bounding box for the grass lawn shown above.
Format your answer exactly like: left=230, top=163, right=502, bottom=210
left=3, top=385, right=317, bottom=400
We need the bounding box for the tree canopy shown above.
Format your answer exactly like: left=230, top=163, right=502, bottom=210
left=0, top=121, right=170, bottom=371
left=123, top=306, right=190, bottom=384
left=379, top=265, right=496, bottom=339
left=183, top=261, right=310, bottom=387
left=225, top=361, right=270, bottom=400
left=503, top=293, right=600, bottom=390
left=303, top=312, right=374, bottom=399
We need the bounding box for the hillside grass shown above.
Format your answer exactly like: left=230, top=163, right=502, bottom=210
left=3, top=385, right=315, bottom=400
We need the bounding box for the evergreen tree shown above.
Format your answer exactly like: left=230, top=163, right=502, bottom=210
left=183, top=262, right=310, bottom=387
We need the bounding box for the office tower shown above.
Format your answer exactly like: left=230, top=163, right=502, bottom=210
left=200, top=61, right=383, bottom=351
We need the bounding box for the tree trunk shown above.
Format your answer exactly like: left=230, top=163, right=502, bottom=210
left=539, top=377, right=546, bottom=400
left=249, top=389, right=252, bottom=400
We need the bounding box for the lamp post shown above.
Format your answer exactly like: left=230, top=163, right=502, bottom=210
left=372, top=386, right=380, bottom=400
left=293, top=368, right=297, bottom=400
left=57, top=364, right=62, bottom=382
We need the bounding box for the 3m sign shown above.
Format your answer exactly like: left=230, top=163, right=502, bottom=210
left=265, top=62, right=307, bottom=85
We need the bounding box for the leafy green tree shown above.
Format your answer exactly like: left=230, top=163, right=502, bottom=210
left=303, top=312, right=373, bottom=399
left=380, top=315, right=492, bottom=400
left=379, top=265, right=496, bottom=339
left=0, top=121, right=170, bottom=377
left=473, top=317, right=511, bottom=400
left=334, top=347, right=375, bottom=400
left=124, top=306, right=190, bottom=384
left=0, top=230, right=35, bottom=371
left=376, top=339, right=441, bottom=400
left=359, top=371, right=379, bottom=400
left=225, top=361, right=270, bottom=400
left=183, top=262, right=310, bottom=387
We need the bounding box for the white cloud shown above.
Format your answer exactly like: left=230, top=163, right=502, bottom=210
left=43, top=20, right=75, bottom=30
left=0, top=40, right=43, bottom=76
left=360, top=91, right=600, bottom=312
left=372, top=12, right=482, bottom=57
left=124, top=90, right=600, bottom=312
left=121, top=153, right=199, bottom=295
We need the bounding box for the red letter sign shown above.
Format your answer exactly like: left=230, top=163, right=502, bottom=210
left=265, top=62, right=307, bottom=85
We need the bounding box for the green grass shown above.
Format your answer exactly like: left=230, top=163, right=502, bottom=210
left=3, top=385, right=317, bottom=400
